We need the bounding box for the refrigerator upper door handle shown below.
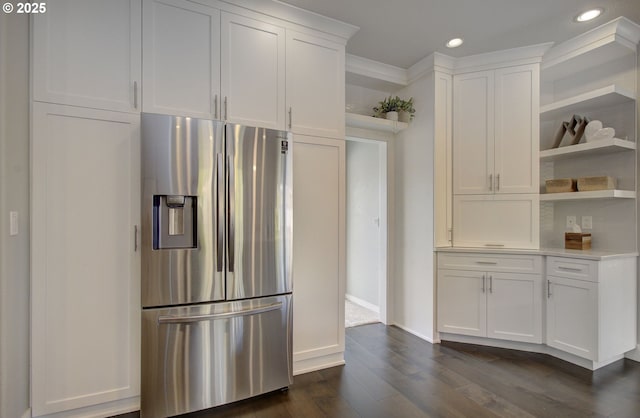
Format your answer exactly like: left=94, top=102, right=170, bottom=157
left=216, top=153, right=224, bottom=272
left=227, top=154, right=235, bottom=273
left=157, top=302, right=282, bottom=324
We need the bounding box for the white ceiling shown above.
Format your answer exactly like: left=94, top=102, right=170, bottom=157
left=279, top=0, right=640, bottom=69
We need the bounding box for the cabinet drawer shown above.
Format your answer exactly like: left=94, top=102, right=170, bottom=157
left=438, top=253, right=542, bottom=274
left=547, top=257, right=597, bottom=282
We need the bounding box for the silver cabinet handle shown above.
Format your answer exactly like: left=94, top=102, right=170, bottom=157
left=558, top=266, right=582, bottom=272
left=133, top=81, right=138, bottom=109
left=224, top=96, right=228, bottom=120
left=484, top=243, right=505, bottom=247
left=489, top=174, right=493, bottom=191
left=496, top=173, right=500, bottom=191
left=482, top=274, right=486, bottom=293
left=214, top=94, right=218, bottom=119
left=489, top=275, right=493, bottom=293
left=448, top=228, right=452, bottom=242
left=158, top=302, right=282, bottom=324
left=547, top=280, right=552, bottom=298
left=215, top=153, right=224, bottom=272
left=288, top=107, right=292, bottom=130
left=476, top=261, right=497, bottom=265
left=134, top=225, right=138, bottom=252
left=227, top=154, right=235, bottom=272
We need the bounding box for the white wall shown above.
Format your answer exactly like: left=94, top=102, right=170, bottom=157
left=346, top=140, right=381, bottom=307
left=346, top=84, right=394, bottom=116
left=0, top=13, right=31, bottom=418
left=393, top=73, right=436, bottom=341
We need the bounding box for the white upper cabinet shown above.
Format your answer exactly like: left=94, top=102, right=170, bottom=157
left=453, top=71, right=495, bottom=195
left=142, top=0, right=220, bottom=118
left=453, top=64, right=539, bottom=195
left=286, top=30, right=345, bottom=139
left=221, top=13, right=285, bottom=129
left=494, top=65, right=539, bottom=194
left=32, top=0, right=141, bottom=113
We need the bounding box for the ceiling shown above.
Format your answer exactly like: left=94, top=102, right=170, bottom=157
left=279, top=0, right=640, bottom=69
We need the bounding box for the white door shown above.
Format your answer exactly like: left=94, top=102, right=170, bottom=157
left=437, top=269, right=487, bottom=337
left=142, top=0, right=220, bottom=118
left=286, top=31, right=345, bottom=139
left=346, top=140, right=383, bottom=315
left=453, top=70, right=494, bottom=194
left=453, top=194, right=539, bottom=249
left=31, top=103, right=140, bottom=416
left=32, top=0, right=141, bottom=113
left=221, top=12, right=285, bottom=129
left=494, top=64, right=539, bottom=194
left=292, top=135, right=345, bottom=373
left=487, top=272, right=542, bottom=343
left=546, top=276, right=597, bottom=360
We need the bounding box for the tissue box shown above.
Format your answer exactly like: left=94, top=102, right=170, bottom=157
left=565, top=233, right=591, bottom=250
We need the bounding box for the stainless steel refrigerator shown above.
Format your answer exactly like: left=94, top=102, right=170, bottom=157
left=140, top=113, right=293, bottom=418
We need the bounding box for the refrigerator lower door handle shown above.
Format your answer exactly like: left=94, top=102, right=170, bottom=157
left=157, top=302, right=282, bottom=324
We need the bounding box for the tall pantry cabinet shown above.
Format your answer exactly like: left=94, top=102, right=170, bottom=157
left=452, top=59, right=541, bottom=249
left=30, top=0, right=354, bottom=417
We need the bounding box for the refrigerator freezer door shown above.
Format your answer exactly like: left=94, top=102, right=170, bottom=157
left=141, top=113, right=225, bottom=307
left=225, top=124, right=293, bottom=300
left=140, top=294, right=293, bottom=418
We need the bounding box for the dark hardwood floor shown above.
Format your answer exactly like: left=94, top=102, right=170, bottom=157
left=117, top=323, right=640, bottom=417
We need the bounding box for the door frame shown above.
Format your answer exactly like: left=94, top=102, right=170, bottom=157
left=345, top=135, right=389, bottom=324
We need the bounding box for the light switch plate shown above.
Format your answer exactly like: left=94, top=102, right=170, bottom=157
left=582, top=216, right=593, bottom=230
left=566, top=215, right=576, bottom=229
left=9, top=211, right=18, bottom=236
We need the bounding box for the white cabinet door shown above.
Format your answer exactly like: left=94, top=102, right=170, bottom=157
left=453, top=194, right=539, bottom=249
left=494, top=65, right=539, bottom=194
left=142, top=0, right=220, bottom=118
left=221, top=12, right=285, bottom=129
left=546, top=275, right=597, bottom=360
left=437, top=270, right=487, bottom=337
left=32, top=0, right=141, bottom=113
left=434, top=71, right=453, bottom=247
left=292, top=135, right=345, bottom=373
left=453, top=70, right=494, bottom=194
left=286, top=31, right=345, bottom=139
left=31, top=103, right=140, bottom=416
left=487, top=272, right=542, bottom=343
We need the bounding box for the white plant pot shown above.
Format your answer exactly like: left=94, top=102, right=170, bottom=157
left=385, top=111, right=398, bottom=121
left=398, top=111, right=411, bottom=123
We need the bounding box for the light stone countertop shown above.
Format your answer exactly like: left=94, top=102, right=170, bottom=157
left=435, top=246, right=639, bottom=261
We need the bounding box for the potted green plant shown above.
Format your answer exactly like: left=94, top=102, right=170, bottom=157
left=373, top=96, right=415, bottom=122
left=373, top=96, right=402, bottom=120
left=398, top=97, right=415, bottom=123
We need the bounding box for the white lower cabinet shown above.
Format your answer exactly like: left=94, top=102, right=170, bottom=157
left=292, top=135, right=346, bottom=374
left=546, top=256, right=637, bottom=364
left=437, top=253, right=543, bottom=344
left=453, top=194, right=539, bottom=249
left=31, top=103, right=140, bottom=417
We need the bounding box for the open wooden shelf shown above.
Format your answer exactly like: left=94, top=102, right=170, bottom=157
left=540, top=85, right=635, bottom=120
left=345, top=112, right=408, bottom=133
left=540, top=138, right=636, bottom=161
left=540, top=189, right=636, bottom=202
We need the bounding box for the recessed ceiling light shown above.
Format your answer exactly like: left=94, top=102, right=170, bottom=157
left=446, top=38, right=464, bottom=48
left=575, top=8, right=603, bottom=22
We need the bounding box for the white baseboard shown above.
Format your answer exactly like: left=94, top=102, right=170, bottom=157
left=293, top=352, right=345, bottom=376
left=625, top=345, right=640, bottom=362
left=34, top=397, right=139, bottom=418
left=393, top=323, right=437, bottom=344
left=345, top=294, right=379, bottom=314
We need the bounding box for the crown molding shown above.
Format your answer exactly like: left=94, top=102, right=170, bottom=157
left=453, top=42, right=553, bottom=74
left=191, top=0, right=359, bottom=41
left=345, top=54, right=408, bottom=89
left=407, top=52, right=455, bottom=84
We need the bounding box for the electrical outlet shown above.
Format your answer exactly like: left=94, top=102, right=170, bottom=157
left=582, top=216, right=593, bottom=230
left=566, top=215, right=576, bottom=229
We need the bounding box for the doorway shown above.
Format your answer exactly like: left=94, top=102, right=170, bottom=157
left=345, top=136, right=387, bottom=327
